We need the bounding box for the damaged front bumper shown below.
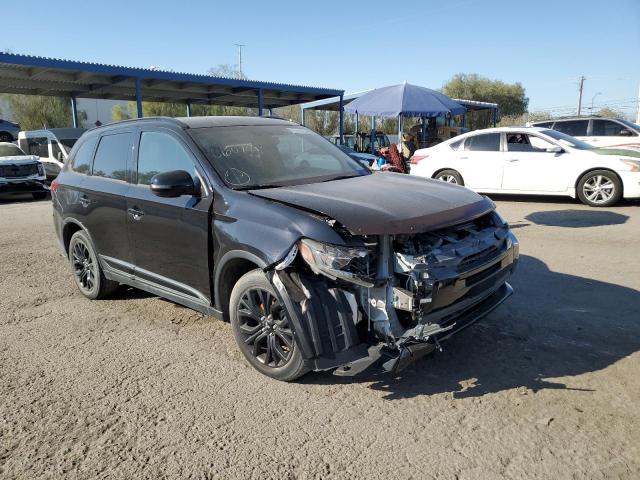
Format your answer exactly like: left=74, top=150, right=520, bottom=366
left=267, top=212, right=519, bottom=376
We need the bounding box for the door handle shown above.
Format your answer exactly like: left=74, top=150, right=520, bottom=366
left=459, top=156, right=468, bottom=159
left=507, top=158, right=519, bottom=162
left=127, top=207, right=144, bottom=221
left=79, top=194, right=90, bottom=207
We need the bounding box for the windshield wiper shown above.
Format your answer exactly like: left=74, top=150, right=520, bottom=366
left=235, top=184, right=284, bottom=190
left=319, top=174, right=361, bottom=183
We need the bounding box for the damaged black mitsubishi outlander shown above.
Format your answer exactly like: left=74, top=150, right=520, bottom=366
left=53, top=116, right=518, bottom=381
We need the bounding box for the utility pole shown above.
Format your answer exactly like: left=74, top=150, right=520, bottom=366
left=577, top=76, right=586, bottom=116
left=234, top=43, right=245, bottom=77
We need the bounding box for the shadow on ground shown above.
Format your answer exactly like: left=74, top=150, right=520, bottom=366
left=304, top=255, right=640, bottom=400
left=526, top=209, right=629, bottom=228
left=0, top=193, right=50, bottom=204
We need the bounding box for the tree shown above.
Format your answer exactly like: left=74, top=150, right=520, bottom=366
left=442, top=73, right=529, bottom=129
left=1, top=94, right=86, bottom=129
left=208, top=64, right=246, bottom=80
left=595, top=106, right=626, bottom=118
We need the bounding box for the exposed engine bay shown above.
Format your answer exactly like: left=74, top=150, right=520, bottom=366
left=269, top=210, right=519, bottom=375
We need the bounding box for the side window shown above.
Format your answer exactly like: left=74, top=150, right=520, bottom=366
left=592, top=120, right=635, bottom=137
left=71, top=137, right=98, bottom=175
left=464, top=133, right=501, bottom=152
left=506, top=133, right=555, bottom=152
left=137, top=131, right=195, bottom=185
left=554, top=120, right=587, bottom=136
left=27, top=136, right=49, bottom=158
left=92, top=133, right=130, bottom=181
left=450, top=139, right=464, bottom=151
left=534, top=121, right=553, bottom=128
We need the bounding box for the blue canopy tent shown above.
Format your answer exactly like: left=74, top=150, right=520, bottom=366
left=343, top=82, right=466, bottom=152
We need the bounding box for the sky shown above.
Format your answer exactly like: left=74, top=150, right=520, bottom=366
left=3, top=0, right=640, bottom=119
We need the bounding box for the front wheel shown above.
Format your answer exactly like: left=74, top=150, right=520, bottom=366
left=577, top=170, right=622, bottom=207
left=229, top=269, right=309, bottom=381
left=434, top=169, right=464, bottom=186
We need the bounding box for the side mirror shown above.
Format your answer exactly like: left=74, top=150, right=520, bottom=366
left=619, top=129, right=633, bottom=137
left=150, top=170, right=197, bottom=198
left=546, top=146, right=563, bottom=153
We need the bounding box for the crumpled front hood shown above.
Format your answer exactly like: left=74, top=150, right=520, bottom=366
left=249, top=173, right=494, bottom=235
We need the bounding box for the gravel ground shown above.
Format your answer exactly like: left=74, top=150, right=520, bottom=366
left=1, top=194, right=639, bottom=479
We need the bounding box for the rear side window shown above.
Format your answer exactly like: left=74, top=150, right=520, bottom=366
left=464, top=133, right=501, bottom=152
left=71, top=137, right=98, bottom=175
left=92, top=133, right=130, bottom=181
left=553, top=120, right=587, bottom=136
left=450, top=139, right=464, bottom=151
left=27, top=136, right=49, bottom=158
left=137, top=132, right=195, bottom=185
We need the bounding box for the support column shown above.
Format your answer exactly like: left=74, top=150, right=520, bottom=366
left=300, top=106, right=305, bottom=126
left=135, top=78, right=143, bottom=118
left=70, top=95, right=79, bottom=128
left=397, top=114, right=402, bottom=148
left=355, top=112, right=359, bottom=135
left=257, top=88, right=263, bottom=116
left=186, top=102, right=192, bottom=117
left=370, top=116, right=376, bottom=154
left=421, top=117, right=427, bottom=147
left=462, top=113, right=467, bottom=128
left=492, top=108, right=497, bottom=127
left=338, top=94, right=344, bottom=145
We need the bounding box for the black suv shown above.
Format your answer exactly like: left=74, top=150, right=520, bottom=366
left=53, top=116, right=518, bottom=381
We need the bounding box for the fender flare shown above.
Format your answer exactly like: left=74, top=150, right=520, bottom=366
left=213, top=249, right=267, bottom=310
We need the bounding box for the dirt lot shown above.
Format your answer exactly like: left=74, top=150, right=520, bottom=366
left=1, top=194, right=639, bottom=479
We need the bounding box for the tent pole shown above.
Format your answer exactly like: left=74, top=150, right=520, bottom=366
left=370, top=116, right=376, bottom=154
left=339, top=94, right=344, bottom=145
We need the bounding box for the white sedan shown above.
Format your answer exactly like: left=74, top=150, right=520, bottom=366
left=409, top=127, right=640, bottom=207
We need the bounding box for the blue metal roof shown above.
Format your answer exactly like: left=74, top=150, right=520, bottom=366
left=0, top=52, right=343, bottom=108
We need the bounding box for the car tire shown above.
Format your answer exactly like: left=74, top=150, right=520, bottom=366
left=435, top=169, right=464, bottom=186
left=68, top=230, right=119, bottom=300
left=577, top=170, right=622, bottom=207
left=229, top=269, right=309, bottom=381
left=32, top=192, right=47, bottom=200
left=0, top=132, right=11, bottom=142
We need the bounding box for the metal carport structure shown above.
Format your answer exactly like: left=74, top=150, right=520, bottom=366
left=0, top=52, right=344, bottom=135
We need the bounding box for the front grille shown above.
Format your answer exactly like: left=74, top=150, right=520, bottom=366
left=0, top=163, right=39, bottom=178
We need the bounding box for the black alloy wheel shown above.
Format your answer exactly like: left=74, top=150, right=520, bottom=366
left=71, top=240, right=97, bottom=294
left=237, top=288, right=294, bottom=368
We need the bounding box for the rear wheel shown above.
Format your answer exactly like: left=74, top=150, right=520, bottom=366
left=577, top=170, right=622, bottom=207
left=68, top=230, right=119, bottom=299
left=229, top=269, right=309, bottom=381
left=434, top=169, right=464, bottom=186
left=0, top=132, right=11, bottom=142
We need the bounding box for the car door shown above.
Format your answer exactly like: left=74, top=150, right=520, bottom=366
left=127, top=129, right=212, bottom=303
left=454, top=132, right=504, bottom=190
left=501, top=133, right=570, bottom=192
left=79, top=131, right=134, bottom=270
left=591, top=119, right=639, bottom=148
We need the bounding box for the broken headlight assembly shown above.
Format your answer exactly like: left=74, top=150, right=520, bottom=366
left=298, top=238, right=374, bottom=287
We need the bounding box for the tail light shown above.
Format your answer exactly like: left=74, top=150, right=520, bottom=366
left=50, top=178, right=59, bottom=194
left=410, top=154, right=429, bottom=164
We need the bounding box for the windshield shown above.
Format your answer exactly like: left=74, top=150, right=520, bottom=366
left=189, top=125, right=369, bottom=189
left=541, top=129, right=594, bottom=150
left=617, top=118, right=640, bottom=132
left=59, top=138, right=79, bottom=153
left=0, top=144, right=26, bottom=157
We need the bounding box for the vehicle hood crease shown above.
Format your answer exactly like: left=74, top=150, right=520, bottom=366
left=249, top=173, right=494, bottom=235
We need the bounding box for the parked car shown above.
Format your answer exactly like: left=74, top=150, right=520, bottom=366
left=0, top=142, right=48, bottom=199
left=52, top=116, right=518, bottom=381
left=530, top=116, right=640, bottom=150
left=18, top=128, right=86, bottom=182
left=335, top=144, right=377, bottom=168
left=410, top=127, right=640, bottom=207
left=0, top=119, right=21, bottom=142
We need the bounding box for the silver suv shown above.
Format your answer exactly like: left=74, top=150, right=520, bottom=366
left=530, top=116, right=640, bottom=150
